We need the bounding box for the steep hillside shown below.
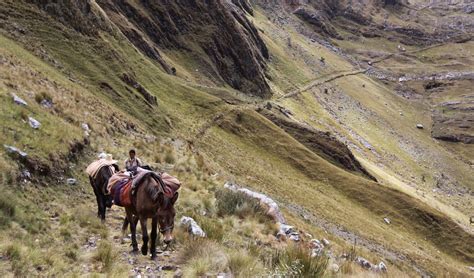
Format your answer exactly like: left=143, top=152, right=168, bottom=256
left=0, top=0, right=473, bottom=276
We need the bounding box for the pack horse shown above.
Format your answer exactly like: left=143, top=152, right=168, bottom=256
left=86, top=155, right=119, bottom=221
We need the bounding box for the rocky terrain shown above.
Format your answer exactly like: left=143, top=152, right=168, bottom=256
left=0, top=0, right=473, bottom=277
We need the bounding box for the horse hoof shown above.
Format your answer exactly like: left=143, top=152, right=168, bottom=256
left=141, top=246, right=148, bottom=256
left=150, top=254, right=157, bottom=260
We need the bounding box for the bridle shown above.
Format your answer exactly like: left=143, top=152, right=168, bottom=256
left=159, top=223, right=174, bottom=234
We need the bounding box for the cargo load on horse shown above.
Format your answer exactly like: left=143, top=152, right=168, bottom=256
left=108, top=168, right=181, bottom=207
left=86, top=154, right=119, bottom=221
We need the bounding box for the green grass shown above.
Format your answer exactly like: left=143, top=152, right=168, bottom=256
left=266, top=244, right=328, bottom=277
left=94, top=241, right=116, bottom=273
left=0, top=1, right=472, bottom=277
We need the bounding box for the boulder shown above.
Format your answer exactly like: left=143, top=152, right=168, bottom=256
left=28, top=117, right=41, bottom=129
left=82, top=123, right=91, bottom=136
left=356, top=257, right=373, bottom=269
left=374, top=262, right=388, bottom=272
left=4, top=145, right=28, bottom=159
left=40, top=99, right=53, bottom=108
left=179, top=216, right=206, bottom=237
left=12, top=93, right=27, bottom=106
left=20, top=169, right=32, bottom=180
left=98, top=152, right=108, bottom=159
left=310, top=239, right=324, bottom=257
left=224, top=182, right=285, bottom=223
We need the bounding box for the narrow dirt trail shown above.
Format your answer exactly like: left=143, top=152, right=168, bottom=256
left=81, top=205, right=182, bottom=277
left=278, top=69, right=368, bottom=100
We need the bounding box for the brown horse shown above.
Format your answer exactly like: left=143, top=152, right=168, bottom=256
left=124, top=174, right=178, bottom=259
left=88, top=165, right=118, bottom=221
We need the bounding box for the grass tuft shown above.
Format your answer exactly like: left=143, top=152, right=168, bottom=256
left=94, top=241, right=116, bottom=273
left=215, top=188, right=269, bottom=222
left=265, top=244, right=328, bottom=277
left=228, top=249, right=265, bottom=277
left=179, top=239, right=228, bottom=276
left=5, top=243, right=28, bottom=276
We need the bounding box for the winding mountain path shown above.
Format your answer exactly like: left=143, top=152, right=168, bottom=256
left=278, top=69, right=368, bottom=100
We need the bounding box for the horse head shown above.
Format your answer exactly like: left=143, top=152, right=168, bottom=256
left=157, top=192, right=179, bottom=244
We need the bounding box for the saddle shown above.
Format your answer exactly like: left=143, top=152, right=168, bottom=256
left=108, top=168, right=181, bottom=207
left=132, top=168, right=181, bottom=198
left=107, top=172, right=132, bottom=207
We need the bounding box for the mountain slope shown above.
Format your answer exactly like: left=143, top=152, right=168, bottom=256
left=0, top=0, right=473, bottom=276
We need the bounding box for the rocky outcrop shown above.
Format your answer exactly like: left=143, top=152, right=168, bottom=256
left=29, top=0, right=271, bottom=97
left=121, top=73, right=157, bottom=106
left=97, top=0, right=271, bottom=97
left=258, top=106, right=377, bottom=181
left=293, top=7, right=341, bottom=39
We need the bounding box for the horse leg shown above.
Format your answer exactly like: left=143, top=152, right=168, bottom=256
left=127, top=208, right=138, bottom=252
left=99, top=195, right=107, bottom=222
left=122, top=216, right=129, bottom=234
left=122, top=215, right=139, bottom=234
left=150, top=216, right=158, bottom=259
left=140, top=217, right=149, bottom=256
left=92, top=186, right=102, bottom=218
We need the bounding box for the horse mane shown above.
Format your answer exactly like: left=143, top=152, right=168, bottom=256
left=145, top=177, right=164, bottom=203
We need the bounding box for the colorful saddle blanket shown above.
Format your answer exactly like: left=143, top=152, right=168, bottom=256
left=108, top=173, right=132, bottom=207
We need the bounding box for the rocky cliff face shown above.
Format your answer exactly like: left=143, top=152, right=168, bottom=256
left=29, top=0, right=271, bottom=97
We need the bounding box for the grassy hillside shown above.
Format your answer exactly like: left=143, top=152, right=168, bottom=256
left=0, top=0, right=472, bottom=277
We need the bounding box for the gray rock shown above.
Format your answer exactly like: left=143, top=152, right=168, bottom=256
left=21, top=170, right=32, bottom=180
left=179, top=216, right=206, bottom=237
left=224, top=182, right=286, bottom=223
left=67, top=178, right=77, bottom=185
left=81, top=123, right=90, bottom=132
left=468, top=266, right=474, bottom=272
left=322, top=238, right=330, bottom=246
left=384, top=217, right=391, bottom=224
left=4, top=145, right=28, bottom=158
left=356, top=257, right=373, bottom=269
left=416, top=124, right=424, bottom=129
left=28, top=117, right=41, bottom=129
left=98, top=152, right=108, bottom=159
left=12, top=93, right=27, bottom=106
left=40, top=99, right=53, bottom=108
left=375, top=262, right=388, bottom=272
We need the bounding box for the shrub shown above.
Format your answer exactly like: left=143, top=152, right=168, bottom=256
left=65, top=248, right=78, bottom=261
left=164, top=150, right=176, bottom=164
left=34, top=91, right=52, bottom=104
left=197, top=216, right=224, bottom=242
left=215, top=188, right=269, bottom=221
left=178, top=239, right=228, bottom=276
left=265, top=244, right=328, bottom=277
